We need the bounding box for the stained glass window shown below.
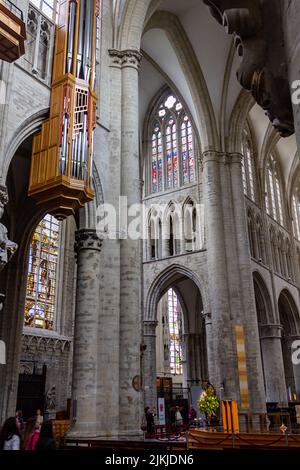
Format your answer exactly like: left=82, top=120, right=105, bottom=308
left=241, top=130, right=256, bottom=201
left=292, top=189, right=300, bottom=240
left=168, top=289, right=183, bottom=375
left=151, top=125, right=163, bottom=193
left=181, top=116, right=195, bottom=185
left=149, top=93, right=196, bottom=194
left=265, top=155, right=284, bottom=225
left=24, top=214, right=60, bottom=330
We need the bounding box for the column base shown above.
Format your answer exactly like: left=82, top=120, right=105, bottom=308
left=66, top=425, right=144, bottom=440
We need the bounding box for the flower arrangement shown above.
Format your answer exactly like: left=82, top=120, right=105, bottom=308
left=197, top=385, right=220, bottom=417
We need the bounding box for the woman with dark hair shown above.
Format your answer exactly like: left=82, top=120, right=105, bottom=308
left=0, top=416, right=21, bottom=450
left=35, top=420, right=56, bottom=450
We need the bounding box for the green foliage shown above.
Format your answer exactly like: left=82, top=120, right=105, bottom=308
left=197, top=385, right=220, bottom=417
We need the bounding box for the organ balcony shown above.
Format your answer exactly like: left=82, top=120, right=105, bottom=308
left=29, top=0, right=100, bottom=219
left=0, top=0, right=26, bottom=62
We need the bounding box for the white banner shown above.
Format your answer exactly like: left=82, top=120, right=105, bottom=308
left=158, top=397, right=166, bottom=426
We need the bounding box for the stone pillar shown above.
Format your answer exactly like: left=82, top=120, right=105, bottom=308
left=202, top=151, right=239, bottom=398
left=112, top=49, right=143, bottom=437
left=287, top=335, right=300, bottom=401
left=143, top=321, right=157, bottom=411
left=202, top=311, right=213, bottom=382
left=229, top=153, right=266, bottom=412
left=259, top=325, right=288, bottom=404
left=161, top=222, right=169, bottom=258
left=194, top=334, right=201, bottom=383
left=68, top=229, right=102, bottom=437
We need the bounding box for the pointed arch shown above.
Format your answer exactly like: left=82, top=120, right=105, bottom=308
left=143, top=11, right=218, bottom=151
left=253, top=271, right=275, bottom=325
left=278, top=289, right=300, bottom=336
left=145, top=264, right=209, bottom=322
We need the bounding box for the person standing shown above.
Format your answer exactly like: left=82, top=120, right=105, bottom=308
left=0, top=417, right=21, bottom=450
left=175, top=406, right=183, bottom=427
left=144, top=407, right=155, bottom=435
left=35, top=420, right=56, bottom=450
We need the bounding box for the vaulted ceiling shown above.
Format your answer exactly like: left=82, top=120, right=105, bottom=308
left=138, top=0, right=299, bottom=190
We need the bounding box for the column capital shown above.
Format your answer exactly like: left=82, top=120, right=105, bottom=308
left=202, top=151, right=243, bottom=166
left=259, top=324, right=283, bottom=339
left=202, top=150, right=224, bottom=164
left=108, top=49, right=142, bottom=70
left=74, top=229, right=103, bottom=253
left=143, top=320, right=158, bottom=336
left=227, top=152, right=243, bottom=165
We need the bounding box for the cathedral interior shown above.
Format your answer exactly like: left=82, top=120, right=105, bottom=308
left=1, top=0, right=300, bottom=445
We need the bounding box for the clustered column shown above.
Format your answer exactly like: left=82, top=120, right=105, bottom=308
left=259, top=324, right=288, bottom=404
left=112, top=49, right=143, bottom=437
left=202, top=150, right=238, bottom=399
left=69, top=229, right=102, bottom=437
left=143, top=321, right=158, bottom=411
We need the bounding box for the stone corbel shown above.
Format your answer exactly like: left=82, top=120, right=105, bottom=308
left=203, top=0, right=295, bottom=137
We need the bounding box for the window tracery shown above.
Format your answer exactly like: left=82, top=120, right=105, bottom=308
left=149, top=93, right=196, bottom=194
left=265, top=154, right=284, bottom=225
left=24, top=214, right=60, bottom=330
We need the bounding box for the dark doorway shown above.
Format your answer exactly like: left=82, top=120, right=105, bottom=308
left=16, top=365, right=46, bottom=419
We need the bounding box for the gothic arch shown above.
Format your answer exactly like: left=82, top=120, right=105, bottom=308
left=228, top=90, right=254, bottom=153
left=253, top=271, right=275, bottom=325
left=1, top=108, right=49, bottom=184
left=142, top=10, right=219, bottom=150
left=278, top=289, right=300, bottom=336
left=145, top=263, right=209, bottom=322
left=118, top=0, right=152, bottom=50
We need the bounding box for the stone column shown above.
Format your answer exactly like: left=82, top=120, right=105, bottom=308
left=287, top=335, right=300, bottom=401
left=202, top=151, right=238, bottom=398
left=68, top=229, right=102, bottom=437
left=114, top=49, right=143, bottom=437
left=143, top=321, right=157, bottom=411
left=161, top=222, right=169, bottom=258
left=194, top=334, right=201, bottom=383
left=229, top=153, right=266, bottom=413
left=202, top=311, right=213, bottom=382
left=259, top=325, right=288, bottom=404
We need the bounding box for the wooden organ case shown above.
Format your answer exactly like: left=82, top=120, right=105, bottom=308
left=29, top=0, right=100, bottom=219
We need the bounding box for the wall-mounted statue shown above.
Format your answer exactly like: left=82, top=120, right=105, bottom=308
left=203, top=0, right=295, bottom=137
left=0, top=186, right=18, bottom=270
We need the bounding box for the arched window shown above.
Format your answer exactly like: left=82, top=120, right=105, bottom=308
left=183, top=200, right=197, bottom=252
left=256, top=215, right=266, bottom=264
left=24, top=214, right=60, bottom=330
left=286, top=240, right=294, bottom=281
left=270, top=227, right=279, bottom=273
left=241, top=129, right=256, bottom=201
left=151, top=124, right=163, bottom=193
left=149, top=93, right=196, bottom=194
left=265, top=154, right=284, bottom=225
left=292, top=186, right=300, bottom=240
left=247, top=209, right=255, bottom=258
left=167, top=289, right=183, bottom=375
